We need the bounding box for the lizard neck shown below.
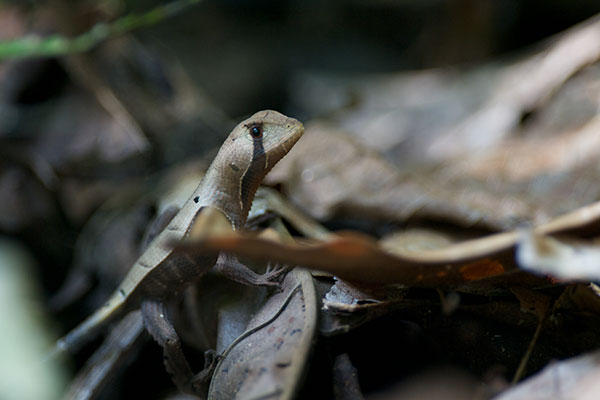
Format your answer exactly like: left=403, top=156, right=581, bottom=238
left=192, top=143, right=268, bottom=230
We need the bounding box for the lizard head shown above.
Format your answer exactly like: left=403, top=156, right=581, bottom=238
left=210, top=110, right=304, bottom=226
left=235, top=110, right=304, bottom=171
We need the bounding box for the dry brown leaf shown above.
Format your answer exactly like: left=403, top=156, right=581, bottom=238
left=181, top=231, right=508, bottom=285
left=555, top=283, right=600, bottom=315
left=275, top=17, right=600, bottom=232
left=178, top=200, right=600, bottom=287
left=517, top=232, right=600, bottom=281
left=250, top=187, right=332, bottom=240
left=269, top=121, right=600, bottom=230
left=495, top=351, right=600, bottom=400
left=290, top=15, right=600, bottom=164
left=208, top=268, right=318, bottom=399
left=380, top=228, right=456, bottom=255
left=509, top=287, right=550, bottom=321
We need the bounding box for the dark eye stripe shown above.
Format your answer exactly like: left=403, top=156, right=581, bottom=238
left=239, top=133, right=266, bottom=211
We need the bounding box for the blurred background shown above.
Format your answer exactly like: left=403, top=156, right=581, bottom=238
left=2, top=0, right=600, bottom=399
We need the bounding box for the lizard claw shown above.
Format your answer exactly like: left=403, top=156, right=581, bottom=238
left=264, top=262, right=291, bottom=283
left=190, top=349, right=220, bottom=391
left=241, top=264, right=289, bottom=287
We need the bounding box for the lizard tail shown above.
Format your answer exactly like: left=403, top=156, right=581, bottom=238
left=46, top=291, right=127, bottom=361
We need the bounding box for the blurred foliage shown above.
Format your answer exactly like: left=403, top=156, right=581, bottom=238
left=0, top=238, right=67, bottom=400
left=0, top=0, right=200, bottom=60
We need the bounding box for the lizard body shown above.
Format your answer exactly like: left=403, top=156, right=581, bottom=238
left=52, top=110, right=303, bottom=387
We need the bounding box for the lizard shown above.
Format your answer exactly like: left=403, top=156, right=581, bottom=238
left=50, top=110, right=304, bottom=393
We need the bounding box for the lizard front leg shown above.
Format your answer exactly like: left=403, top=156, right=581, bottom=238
left=214, top=252, right=289, bottom=287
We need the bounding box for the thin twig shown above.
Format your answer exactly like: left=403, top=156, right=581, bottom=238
left=0, top=0, right=203, bottom=60
left=512, top=316, right=544, bottom=384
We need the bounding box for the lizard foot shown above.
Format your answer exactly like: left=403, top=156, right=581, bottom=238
left=215, top=253, right=290, bottom=288
left=263, top=262, right=292, bottom=285
left=190, top=349, right=220, bottom=392
left=233, top=262, right=290, bottom=287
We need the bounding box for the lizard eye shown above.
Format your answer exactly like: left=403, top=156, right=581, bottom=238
left=249, top=125, right=263, bottom=139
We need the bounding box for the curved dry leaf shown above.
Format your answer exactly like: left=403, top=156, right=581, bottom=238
left=517, top=232, right=600, bottom=281
left=188, top=206, right=236, bottom=240
left=324, top=280, right=385, bottom=309
left=509, top=287, right=550, bottom=321
left=429, top=14, right=600, bottom=160
left=208, top=268, right=318, bottom=399
left=268, top=121, right=600, bottom=231
left=494, top=350, right=600, bottom=400
left=289, top=15, right=600, bottom=164
left=250, top=187, right=332, bottom=240
left=182, top=230, right=511, bottom=285
left=555, top=283, right=600, bottom=315
left=319, top=280, right=407, bottom=336
left=179, top=200, right=600, bottom=286
left=380, top=228, right=456, bottom=255
left=275, top=21, right=600, bottom=231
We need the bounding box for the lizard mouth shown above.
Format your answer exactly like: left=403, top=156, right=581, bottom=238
left=284, top=122, right=304, bottom=154
left=263, top=121, right=303, bottom=173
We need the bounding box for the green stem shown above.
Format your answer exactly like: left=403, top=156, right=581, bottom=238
left=0, top=0, right=202, bottom=60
